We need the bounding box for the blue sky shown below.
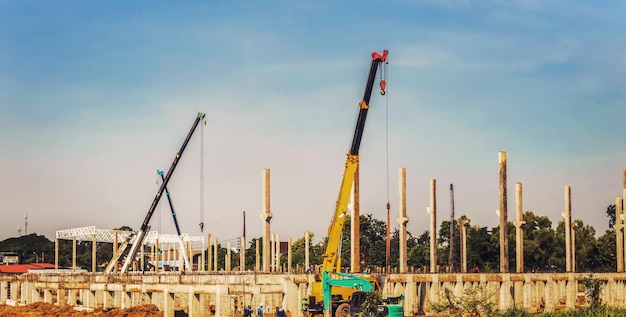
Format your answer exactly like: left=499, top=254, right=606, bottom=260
left=1, top=1, right=625, bottom=245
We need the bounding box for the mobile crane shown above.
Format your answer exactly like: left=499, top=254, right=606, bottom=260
left=308, top=50, right=388, bottom=317
left=105, top=112, right=206, bottom=274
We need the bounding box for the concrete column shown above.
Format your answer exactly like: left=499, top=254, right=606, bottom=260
left=68, top=289, right=77, bottom=306
left=572, top=222, right=577, bottom=272
left=19, top=281, right=29, bottom=304
left=0, top=281, right=7, bottom=302
left=514, top=182, right=525, bottom=273
left=140, top=242, right=145, bottom=272
left=207, top=234, right=212, bottom=271
left=201, top=240, right=205, bottom=272
left=459, top=219, right=468, bottom=273
left=617, top=195, right=625, bottom=272
left=72, top=236, right=77, bottom=272
left=562, top=186, right=572, bottom=272
left=189, top=286, right=201, bottom=317
left=84, top=290, right=96, bottom=309
left=214, top=238, right=219, bottom=271
left=287, top=237, right=292, bottom=273
left=114, top=290, right=123, bottom=308
left=397, top=168, right=409, bottom=273
left=616, top=170, right=626, bottom=271
left=155, top=238, right=160, bottom=273
left=187, top=241, right=193, bottom=272
left=57, top=288, right=67, bottom=306
left=113, top=231, right=118, bottom=273
left=226, top=242, right=232, bottom=271
left=240, top=236, right=246, bottom=271
left=255, top=239, right=260, bottom=271
left=44, top=289, right=52, bottom=304
left=351, top=164, right=361, bottom=273
left=92, top=234, right=97, bottom=272
left=166, top=243, right=171, bottom=270
left=305, top=231, right=310, bottom=270
left=270, top=234, right=275, bottom=272
left=276, top=233, right=281, bottom=272
left=498, top=151, right=509, bottom=273
left=163, top=286, right=175, bottom=317
left=429, top=179, right=437, bottom=273
left=55, top=238, right=59, bottom=269
left=262, top=168, right=273, bottom=273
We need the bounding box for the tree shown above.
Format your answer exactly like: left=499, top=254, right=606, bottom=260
left=0, top=234, right=54, bottom=264
left=466, top=226, right=498, bottom=272
left=341, top=214, right=387, bottom=271
left=595, top=230, right=617, bottom=272
left=521, top=211, right=559, bottom=272
left=407, top=231, right=430, bottom=270
left=607, top=204, right=616, bottom=232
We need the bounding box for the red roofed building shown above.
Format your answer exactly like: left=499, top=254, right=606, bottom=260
left=0, top=263, right=56, bottom=274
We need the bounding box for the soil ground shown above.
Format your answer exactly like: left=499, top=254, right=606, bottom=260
left=0, top=303, right=164, bottom=317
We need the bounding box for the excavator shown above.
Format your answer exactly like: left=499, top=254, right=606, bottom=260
left=307, top=50, right=399, bottom=317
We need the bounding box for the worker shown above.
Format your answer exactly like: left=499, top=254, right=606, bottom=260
left=244, top=306, right=252, bottom=317
left=258, top=304, right=264, bottom=317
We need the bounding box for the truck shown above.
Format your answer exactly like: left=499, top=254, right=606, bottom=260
left=307, top=50, right=394, bottom=317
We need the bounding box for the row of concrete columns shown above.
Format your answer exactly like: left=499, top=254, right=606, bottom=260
left=393, top=151, right=615, bottom=274
left=54, top=233, right=201, bottom=273
left=10, top=272, right=626, bottom=316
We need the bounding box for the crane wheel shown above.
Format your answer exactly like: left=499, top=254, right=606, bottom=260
left=335, top=303, right=351, bottom=317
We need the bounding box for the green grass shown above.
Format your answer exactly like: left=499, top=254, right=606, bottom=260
left=500, top=307, right=626, bottom=317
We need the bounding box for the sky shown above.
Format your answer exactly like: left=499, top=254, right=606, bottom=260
left=1, top=1, right=625, bottom=246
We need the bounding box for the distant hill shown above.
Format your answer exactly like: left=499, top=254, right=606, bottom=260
left=0, top=234, right=54, bottom=264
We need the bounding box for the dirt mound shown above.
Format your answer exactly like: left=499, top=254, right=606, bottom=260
left=103, top=304, right=164, bottom=317
left=0, top=303, right=164, bottom=317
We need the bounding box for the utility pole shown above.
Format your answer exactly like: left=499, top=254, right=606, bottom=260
left=448, top=184, right=457, bottom=273
left=24, top=214, right=28, bottom=235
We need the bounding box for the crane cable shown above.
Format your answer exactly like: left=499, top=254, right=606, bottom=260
left=382, top=57, right=391, bottom=273
left=200, top=118, right=206, bottom=233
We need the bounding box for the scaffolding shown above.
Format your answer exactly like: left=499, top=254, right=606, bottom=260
left=55, top=226, right=204, bottom=273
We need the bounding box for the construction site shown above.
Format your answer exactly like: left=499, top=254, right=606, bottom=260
left=2, top=50, right=626, bottom=317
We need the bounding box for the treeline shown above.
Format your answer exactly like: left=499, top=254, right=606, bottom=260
left=0, top=207, right=618, bottom=273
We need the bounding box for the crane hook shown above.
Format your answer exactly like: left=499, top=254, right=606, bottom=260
left=380, top=79, right=387, bottom=95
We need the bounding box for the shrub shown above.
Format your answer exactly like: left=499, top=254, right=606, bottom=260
left=430, top=285, right=496, bottom=317
left=582, top=274, right=602, bottom=309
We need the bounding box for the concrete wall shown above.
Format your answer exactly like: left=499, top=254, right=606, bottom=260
left=2, top=272, right=626, bottom=316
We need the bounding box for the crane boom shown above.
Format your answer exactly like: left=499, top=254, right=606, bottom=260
left=158, top=170, right=182, bottom=236
left=106, top=112, right=206, bottom=274
left=309, top=51, right=388, bottom=314
left=157, top=169, right=192, bottom=271
left=322, top=50, right=387, bottom=275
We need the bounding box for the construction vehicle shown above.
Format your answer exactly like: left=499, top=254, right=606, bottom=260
left=319, top=271, right=403, bottom=317
left=320, top=271, right=372, bottom=317
left=308, top=50, right=392, bottom=317
left=105, top=112, right=206, bottom=274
